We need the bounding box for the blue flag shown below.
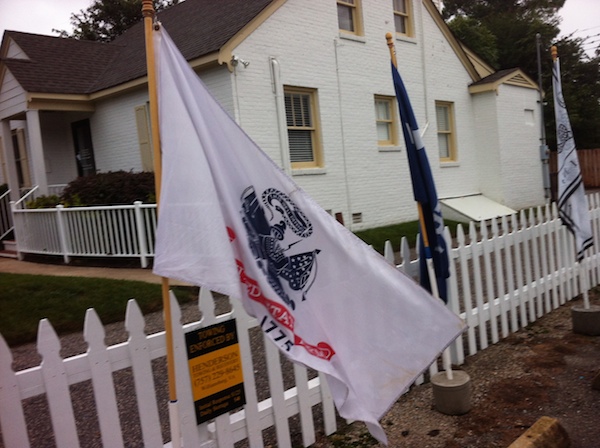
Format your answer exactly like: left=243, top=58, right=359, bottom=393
left=391, top=62, right=450, bottom=303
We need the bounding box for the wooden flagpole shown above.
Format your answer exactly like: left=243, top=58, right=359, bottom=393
left=386, top=33, right=453, bottom=379
left=142, top=2, right=181, bottom=446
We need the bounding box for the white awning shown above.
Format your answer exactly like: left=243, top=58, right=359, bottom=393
left=440, top=194, right=517, bottom=223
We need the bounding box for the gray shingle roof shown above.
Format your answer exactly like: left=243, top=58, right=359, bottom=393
left=1, top=0, right=275, bottom=95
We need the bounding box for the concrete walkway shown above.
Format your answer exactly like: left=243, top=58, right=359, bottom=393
left=0, top=257, right=190, bottom=285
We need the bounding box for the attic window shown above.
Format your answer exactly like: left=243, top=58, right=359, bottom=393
left=393, top=0, right=414, bottom=37
left=338, top=0, right=363, bottom=35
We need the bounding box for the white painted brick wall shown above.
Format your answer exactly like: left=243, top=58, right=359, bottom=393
left=496, top=84, right=545, bottom=208
left=92, top=88, right=149, bottom=172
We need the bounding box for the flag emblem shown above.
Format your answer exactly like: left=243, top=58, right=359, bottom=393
left=240, top=186, right=320, bottom=310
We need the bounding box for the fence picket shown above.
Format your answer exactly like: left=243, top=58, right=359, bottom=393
left=481, top=223, right=499, bottom=344
left=545, top=206, right=560, bottom=310
left=529, top=208, right=543, bottom=318
left=511, top=214, right=527, bottom=328
left=501, top=215, right=519, bottom=333
left=446, top=227, right=464, bottom=365
left=169, top=293, right=205, bottom=447
left=456, top=225, right=476, bottom=355
left=469, top=222, right=488, bottom=350
left=264, top=338, right=292, bottom=448
left=37, top=319, right=80, bottom=448
left=383, top=240, right=395, bottom=265
left=293, top=363, right=316, bottom=447
left=0, top=335, right=30, bottom=448
left=124, top=300, right=163, bottom=448
left=491, top=218, right=509, bottom=338
left=84, top=309, right=125, bottom=448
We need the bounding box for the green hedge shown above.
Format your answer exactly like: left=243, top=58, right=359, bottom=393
left=27, top=171, right=156, bottom=208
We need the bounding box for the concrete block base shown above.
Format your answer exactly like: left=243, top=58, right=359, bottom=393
left=508, top=416, right=569, bottom=448
left=571, top=305, right=600, bottom=336
left=430, top=370, right=471, bottom=415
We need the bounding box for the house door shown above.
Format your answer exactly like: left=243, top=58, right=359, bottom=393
left=72, top=119, right=96, bottom=177
left=12, top=129, right=31, bottom=189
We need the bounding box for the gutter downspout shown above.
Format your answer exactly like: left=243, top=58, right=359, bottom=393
left=270, top=57, right=292, bottom=175
left=334, top=38, right=353, bottom=228
left=418, top=0, right=430, bottom=135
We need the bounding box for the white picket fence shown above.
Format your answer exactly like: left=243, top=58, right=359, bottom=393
left=1, top=195, right=599, bottom=447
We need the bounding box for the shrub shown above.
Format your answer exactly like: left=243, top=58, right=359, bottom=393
left=26, top=195, right=62, bottom=209
left=61, top=171, right=156, bottom=206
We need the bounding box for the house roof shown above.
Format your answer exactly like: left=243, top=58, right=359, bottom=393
left=468, top=68, right=539, bottom=94
left=0, top=0, right=276, bottom=95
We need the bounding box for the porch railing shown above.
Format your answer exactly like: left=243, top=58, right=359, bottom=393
left=12, top=201, right=157, bottom=267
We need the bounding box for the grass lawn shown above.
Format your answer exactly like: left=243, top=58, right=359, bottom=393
left=0, top=273, right=197, bottom=347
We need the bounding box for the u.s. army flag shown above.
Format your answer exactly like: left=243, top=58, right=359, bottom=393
left=152, top=27, right=465, bottom=444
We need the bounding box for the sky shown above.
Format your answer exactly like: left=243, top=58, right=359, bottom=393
left=0, top=0, right=598, bottom=54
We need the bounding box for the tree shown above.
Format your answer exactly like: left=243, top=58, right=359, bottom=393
left=442, top=0, right=600, bottom=150
left=443, top=0, right=564, bottom=78
left=55, top=0, right=179, bottom=42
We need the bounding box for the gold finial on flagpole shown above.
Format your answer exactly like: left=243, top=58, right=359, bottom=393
left=551, top=45, right=558, bottom=62
left=386, top=32, right=397, bottom=68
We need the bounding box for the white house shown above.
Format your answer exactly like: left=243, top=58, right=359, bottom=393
left=0, top=0, right=544, bottom=234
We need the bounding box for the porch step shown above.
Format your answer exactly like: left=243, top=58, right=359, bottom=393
left=0, top=240, right=17, bottom=258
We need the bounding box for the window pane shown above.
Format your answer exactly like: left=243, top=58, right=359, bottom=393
left=337, top=5, right=354, bottom=31
left=393, top=0, right=406, bottom=13
left=436, top=105, right=449, bottom=131
left=375, top=100, right=390, bottom=120
left=394, top=15, right=406, bottom=34
left=289, top=130, right=314, bottom=162
left=377, top=123, right=391, bottom=141
left=438, top=134, right=449, bottom=158
left=285, top=93, right=312, bottom=127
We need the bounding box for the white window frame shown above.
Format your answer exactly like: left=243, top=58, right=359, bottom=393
left=374, top=95, right=398, bottom=147
left=393, top=0, right=414, bottom=37
left=284, top=86, right=323, bottom=169
left=435, top=101, right=457, bottom=162
left=337, top=0, right=364, bottom=36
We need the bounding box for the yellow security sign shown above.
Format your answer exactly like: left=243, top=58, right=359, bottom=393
left=185, top=319, right=245, bottom=424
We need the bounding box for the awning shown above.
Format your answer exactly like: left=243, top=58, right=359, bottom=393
left=440, top=194, right=517, bottom=223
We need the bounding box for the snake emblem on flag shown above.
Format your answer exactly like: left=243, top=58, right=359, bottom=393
left=240, top=186, right=320, bottom=311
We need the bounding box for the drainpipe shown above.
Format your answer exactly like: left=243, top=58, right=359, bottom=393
left=418, top=1, right=430, bottom=133
left=270, top=57, right=292, bottom=174
left=333, top=38, right=354, bottom=228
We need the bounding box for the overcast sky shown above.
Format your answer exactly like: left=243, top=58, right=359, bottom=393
left=0, top=0, right=598, bottom=55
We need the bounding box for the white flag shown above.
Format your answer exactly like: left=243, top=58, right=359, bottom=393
left=552, top=57, right=593, bottom=260
left=152, top=27, right=465, bottom=444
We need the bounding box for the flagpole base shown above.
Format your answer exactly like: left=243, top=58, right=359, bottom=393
left=431, top=370, right=471, bottom=415
left=571, top=305, right=600, bottom=336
